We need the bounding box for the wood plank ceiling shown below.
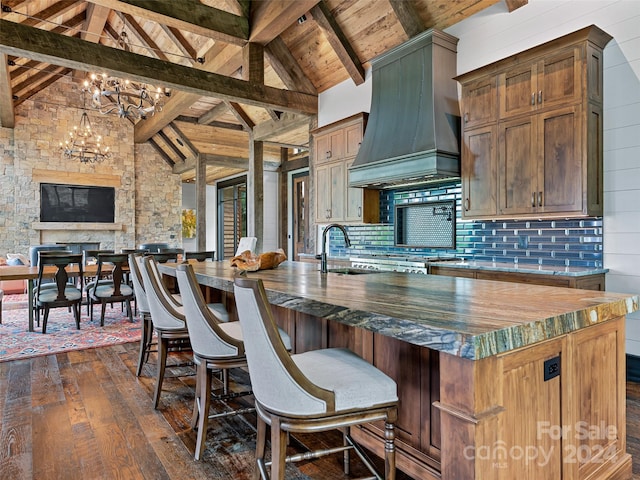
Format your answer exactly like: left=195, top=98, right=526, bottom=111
left=0, top=0, right=525, bottom=184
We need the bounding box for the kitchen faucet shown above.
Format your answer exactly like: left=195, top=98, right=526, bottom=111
left=319, top=224, right=351, bottom=274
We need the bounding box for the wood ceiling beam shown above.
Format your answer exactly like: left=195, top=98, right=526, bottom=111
left=0, top=53, right=15, bottom=128
left=12, top=63, right=65, bottom=99
left=156, top=129, right=186, bottom=161
left=148, top=137, right=175, bottom=167
left=253, top=112, right=310, bottom=142
left=121, top=13, right=170, bottom=61
left=74, top=4, right=110, bottom=79
left=168, top=122, right=199, bottom=157
left=2, top=0, right=30, bottom=10
left=0, top=20, right=318, bottom=125
left=82, top=3, right=110, bottom=43
left=85, top=0, right=249, bottom=46
left=133, top=42, right=243, bottom=142
left=225, top=100, right=255, bottom=131
left=265, top=37, right=316, bottom=95
left=197, top=103, right=229, bottom=125
left=504, top=0, right=528, bottom=12
left=14, top=67, right=71, bottom=106
left=160, top=25, right=197, bottom=62
left=249, top=0, right=319, bottom=45
left=242, top=42, right=263, bottom=84
left=309, top=1, right=365, bottom=85
left=389, top=0, right=424, bottom=39
left=177, top=115, right=245, bottom=130
left=173, top=152, right=279, bottom=174
left=20, top=0, right=81, bottom=28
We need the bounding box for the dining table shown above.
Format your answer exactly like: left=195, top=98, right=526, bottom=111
left=0, top=264, right=116, bottom=332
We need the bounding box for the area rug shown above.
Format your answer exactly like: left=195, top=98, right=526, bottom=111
left=0, top=295, right=141, bottom=362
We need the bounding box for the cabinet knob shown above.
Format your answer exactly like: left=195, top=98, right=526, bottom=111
left=326, top=209, right=331, bottom=219
left=357, top=206, right=362, bottom=217
left=531, top=93, right=536, bottom=106
left=538, top=191, right=543, bottom=207
left=464, top=112, right=469, bottom=123
left=464, top=198, right=470, bottom=211
left=531, top=192, right=536, bottom=207
left=538, top=90, right=543, bottom=104
left=326, top=151, right=331, bottom=159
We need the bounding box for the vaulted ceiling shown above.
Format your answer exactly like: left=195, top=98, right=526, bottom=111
left=0, top=0, right=526, bottom=183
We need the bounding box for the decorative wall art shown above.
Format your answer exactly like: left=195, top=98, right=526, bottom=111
left=182, top=209, right=196, bottom=238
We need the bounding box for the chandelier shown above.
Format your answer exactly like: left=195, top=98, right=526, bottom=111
left=83, top=31, right=169, bottom=120
left=59, top=97, right=110, bottom=163
left=84, top=73, right=167, bottom=120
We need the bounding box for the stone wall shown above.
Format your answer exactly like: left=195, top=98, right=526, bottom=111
left=0, top=75, right=182, bottom=258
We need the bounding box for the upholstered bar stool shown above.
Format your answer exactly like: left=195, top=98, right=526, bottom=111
left=234, top=277, right=398, bottom=480
left=140, top=255, right=193, bottom=409
left=128, top=253, right=155, bottom=376
left=176, top=263, right=292, bottom=461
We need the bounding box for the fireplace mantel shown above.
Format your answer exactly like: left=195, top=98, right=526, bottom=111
left=32, top=222, right=124, bottom=231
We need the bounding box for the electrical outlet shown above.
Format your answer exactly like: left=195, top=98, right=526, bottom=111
left=544, top=356, right=561, bottom=381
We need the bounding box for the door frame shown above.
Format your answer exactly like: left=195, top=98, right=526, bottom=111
left=287, top=168, right=309, bottom=261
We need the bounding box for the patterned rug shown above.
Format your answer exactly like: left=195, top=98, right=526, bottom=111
left=0, top=294, right=141, bottom=362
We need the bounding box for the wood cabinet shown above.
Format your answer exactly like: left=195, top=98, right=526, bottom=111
left=312, top=113, right=379, bottom=223
left=430, top=265, right=605, bottom=290
left=461, top=125, right=497, bottom=217
left=456, top=25, right=611, bottom=220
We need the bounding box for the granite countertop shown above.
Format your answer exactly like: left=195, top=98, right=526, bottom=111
left=429, top=260, right=608, bottom=277
left=160, top=260, right=637, bottom=361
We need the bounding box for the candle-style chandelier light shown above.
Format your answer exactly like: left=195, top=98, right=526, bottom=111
left=83, top=31, right=169, bottom=120
left=59, top=93, right=110, bottom=163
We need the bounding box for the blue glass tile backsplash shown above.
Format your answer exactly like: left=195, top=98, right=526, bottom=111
left=327, top=182, right=603, bottom=268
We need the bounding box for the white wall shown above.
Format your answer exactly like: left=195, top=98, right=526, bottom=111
left=318, top=0, right=640, bottom=355
left=181, top=183, right=217, bottom=253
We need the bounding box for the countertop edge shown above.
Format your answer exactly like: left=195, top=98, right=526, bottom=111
left=159, top=262, right=637, bottom=360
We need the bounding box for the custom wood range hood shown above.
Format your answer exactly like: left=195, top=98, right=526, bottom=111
left=349, top=29, right=461, bottom=189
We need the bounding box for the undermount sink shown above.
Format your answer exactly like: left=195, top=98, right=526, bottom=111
left=325, top=268, right=381, bottom=275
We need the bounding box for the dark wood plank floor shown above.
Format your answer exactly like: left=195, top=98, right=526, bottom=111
left=1, top=342, right=639, bottom=479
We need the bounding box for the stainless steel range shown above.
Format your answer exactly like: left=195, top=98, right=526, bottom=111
left=350, top=254, right=461, bottom=274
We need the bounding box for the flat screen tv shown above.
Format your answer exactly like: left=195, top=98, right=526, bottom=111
left=40, top=183, right=115, bottom=223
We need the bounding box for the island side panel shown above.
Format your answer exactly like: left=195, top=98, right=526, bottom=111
left=437, top=316, right=630, bottom=480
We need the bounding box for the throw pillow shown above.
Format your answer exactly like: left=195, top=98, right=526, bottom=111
left=6, top=253, right=30, bottom=266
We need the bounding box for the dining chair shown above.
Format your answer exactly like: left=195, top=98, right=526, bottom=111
left=234, top=277, right=399, bottom=480
left=88, top=253, right=134, bottom=326
left=83, top=249, right=115, bottom=314
left=139, top=255, right=192, bottom=409
left=184, top=251, right=215, bottom=262
left=35, top=253, right=84, bottom=334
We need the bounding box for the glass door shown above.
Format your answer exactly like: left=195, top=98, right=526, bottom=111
left=217, top=177, right=246, bottom=260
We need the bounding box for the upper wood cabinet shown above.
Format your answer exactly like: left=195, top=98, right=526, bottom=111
left=456, top=25, right=612, bottom=220
left=312, top=113, right=379, bottom=224
left=498, top=46, right=582, bottom=119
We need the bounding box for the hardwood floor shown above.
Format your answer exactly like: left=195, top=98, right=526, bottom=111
left=1, top=341, right=639, bottom=479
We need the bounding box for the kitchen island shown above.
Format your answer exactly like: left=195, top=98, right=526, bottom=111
left=160, top=260, right=637, bottom=480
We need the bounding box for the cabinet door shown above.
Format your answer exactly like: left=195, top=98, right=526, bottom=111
left=462, top=125, right=497, bottom=218
left=498, top=117, right=537, bottom=215
left=499, top=63, right=537, bottom=119
left=537, top=46, right=582, bottom=111
left=315, top=162, right=345, bottom=222
left=461, top=76, right=497, bottom=129
left=537, top=105, right=583, bottom=214
left=345, top=160, right=364, bottom=221
left=344, top=122, right=363, bottom=158
left=314, top=130, right=345, bottom=165
left=315, top=164, right=332, bottom=222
